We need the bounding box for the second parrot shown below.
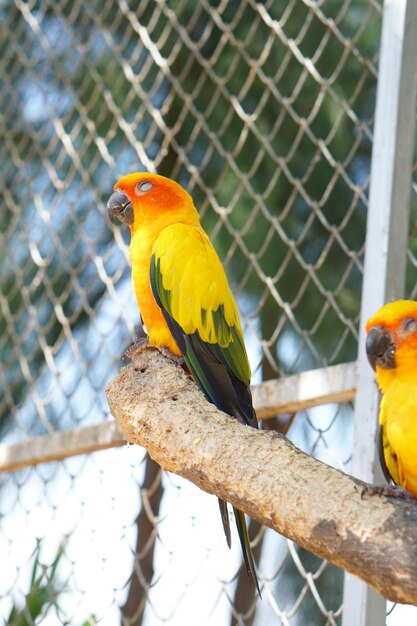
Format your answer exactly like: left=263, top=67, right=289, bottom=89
left=366, top=299, right=417, bottom=498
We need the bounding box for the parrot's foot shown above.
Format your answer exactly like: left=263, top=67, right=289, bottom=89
left=156, top=346, right=185, bottom=367
left=122, top=337, right=150, bottom=364
left=361, top=484, right=416, bottom=501
left=122, top=338, right=184, bottom=368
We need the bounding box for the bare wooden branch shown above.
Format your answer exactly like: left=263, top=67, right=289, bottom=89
left=105, top=349, right=417, bottom=606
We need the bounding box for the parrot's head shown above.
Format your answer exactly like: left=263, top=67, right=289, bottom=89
left=106, top=172, right=198, bottom=233
left=366, top=300, right=417, bottom=391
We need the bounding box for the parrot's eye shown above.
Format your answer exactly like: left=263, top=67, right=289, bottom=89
left=136, top=181, right=153, bottom=195
left=403, top=317, right=417, bottom=334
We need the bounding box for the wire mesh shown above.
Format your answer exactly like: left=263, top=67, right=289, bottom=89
left=0, top=0, right=384, bottom=624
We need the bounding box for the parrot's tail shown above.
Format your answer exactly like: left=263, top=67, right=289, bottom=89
left=233, top=507, right=261, bottom=598
left=218, top=498, right=232, bottom=548
left=218, top=499, right=261, bottom=596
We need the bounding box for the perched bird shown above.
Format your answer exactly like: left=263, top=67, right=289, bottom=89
left=366, top=299, right=417, bottom=498
left=107, top=172, right=260, bottom=594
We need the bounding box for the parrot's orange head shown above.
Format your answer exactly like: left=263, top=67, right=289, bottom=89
left=366, top=300, right=417, bottom=389
left=107, top=172, right=198, bottom=232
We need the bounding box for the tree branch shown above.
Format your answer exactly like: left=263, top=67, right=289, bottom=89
left=105, top=349, right=417, bottom=605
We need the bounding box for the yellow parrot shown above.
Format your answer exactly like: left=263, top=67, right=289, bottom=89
left=107, top=172, right=260, bottom=594
left=366, top=300, right=417, bottom=498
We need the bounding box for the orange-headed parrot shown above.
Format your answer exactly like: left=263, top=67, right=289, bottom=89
left=366, top=300, right=417, bottom=498
left=107, top=172, right=260, bottom=594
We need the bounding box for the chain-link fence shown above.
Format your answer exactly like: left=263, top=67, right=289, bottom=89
left=2, top=1, right=416, bottom=625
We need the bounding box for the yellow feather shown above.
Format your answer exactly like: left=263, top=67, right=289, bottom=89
left=153, top=223, right=242, bottom=346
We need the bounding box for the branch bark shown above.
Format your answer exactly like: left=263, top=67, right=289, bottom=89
left=105, top=349, right=417, bottom=605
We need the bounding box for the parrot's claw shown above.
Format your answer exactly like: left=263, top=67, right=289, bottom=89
left=122, top=337, right=150, bottom=364
left=156, top=346, right=185, bottom=367
left=122, top=338, right=185, bottom=368
left=360, top=484, right=416, bottom=501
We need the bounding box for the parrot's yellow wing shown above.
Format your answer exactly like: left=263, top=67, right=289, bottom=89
left=150, top=223, right=257, bottom=429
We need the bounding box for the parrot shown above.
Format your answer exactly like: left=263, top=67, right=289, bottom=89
left=107, top=172, right=261, bottom=595
left=366, top=299, right=417, bottom=498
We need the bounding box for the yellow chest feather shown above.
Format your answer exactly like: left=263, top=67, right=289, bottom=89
left=382, top=378, right=417, bottom=495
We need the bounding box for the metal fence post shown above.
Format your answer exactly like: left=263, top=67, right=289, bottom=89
left=342, top=1, right=417, bottom=625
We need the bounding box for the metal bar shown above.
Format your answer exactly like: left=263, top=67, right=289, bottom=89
left=342, top=2, right=417, bottom=626
left=0, top=362, right=357, bottom=473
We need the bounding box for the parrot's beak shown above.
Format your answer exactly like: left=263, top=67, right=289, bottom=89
left=107, top=189, right=134, bottom=225
left=366, top=326, right=396, bottom=371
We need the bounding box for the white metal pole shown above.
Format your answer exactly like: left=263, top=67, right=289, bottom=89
left=342, top=1, right=417, bottom=626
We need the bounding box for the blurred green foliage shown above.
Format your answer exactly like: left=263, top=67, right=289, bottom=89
left=6, top=539, right=97, bottom=626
